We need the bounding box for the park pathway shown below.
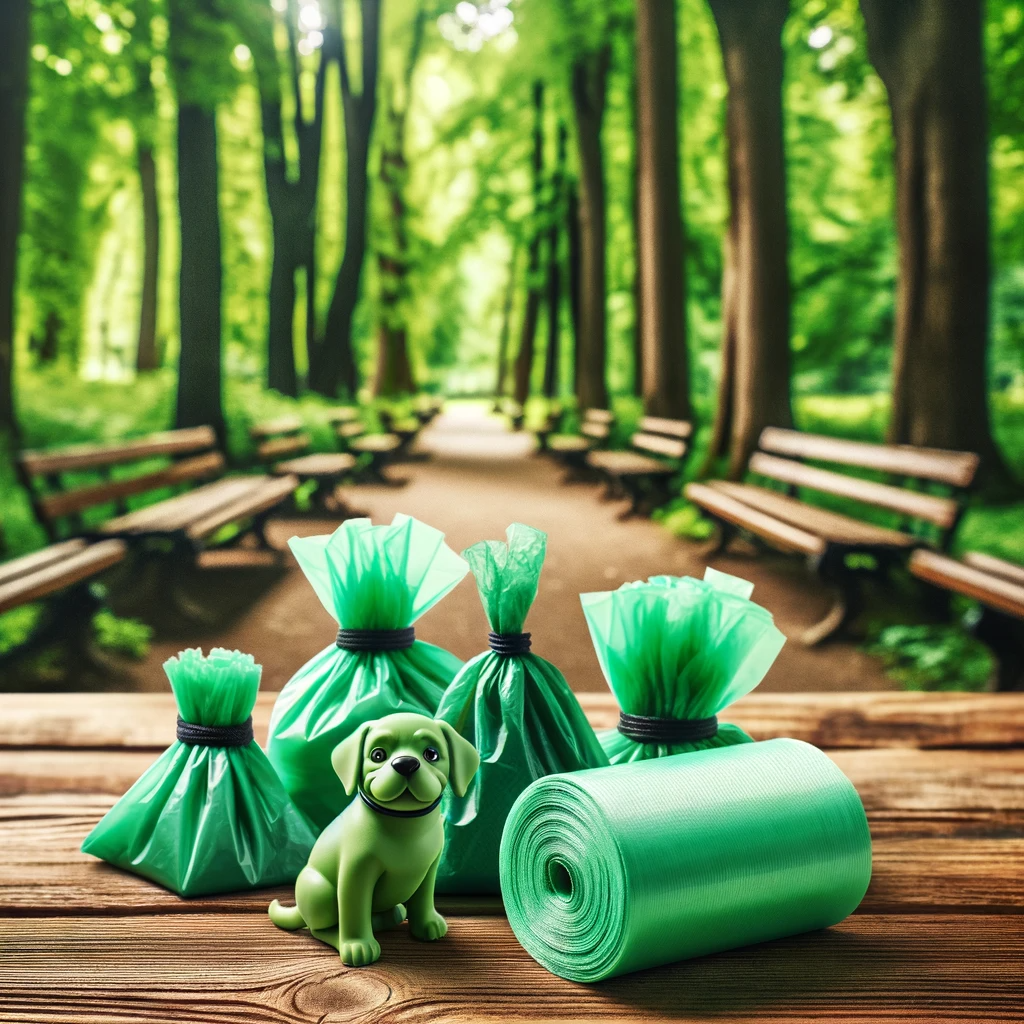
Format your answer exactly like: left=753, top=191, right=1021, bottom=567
left=129, top=403, right=893, bottom=693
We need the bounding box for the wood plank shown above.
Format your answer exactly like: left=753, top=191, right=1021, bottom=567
left=0, top=539, right=87, bottom=587
left=249, top=416, right=304, bottom=439
left=273, top=453, right=357, bottom=477
left=910, top=550, right=1024, bottom=620
left=638, top=416, right=692, bottom=439
left=709, top=481, right=918, bottom=548
left=749, top=453, right=960, bottom=528
left=100, top=477, right=261, bottom=535
left=3, top=691, right=1023, bottom=751
left=587, top=451, right=675, bottom=476
left=349, top=434, right=402, bottom=454
left=256, top=434, right=310, bottom=462
left=325, top=406, right=359, bottom=424
left=963, top=551, right=1024, bottom=588
left=581, top=422, right=611, bottom=440
left=548, top=435, right=591, bottom=452
left=630, top=432, right=687, bottom=460
left=1, top=914, right=1022, bottom=1022
left=1, top=791, right=1020, bottom=916
left=685, top=481, right=826, bottom=556
left=336, top=421, right=366, bottom=439
left=186, top=475, right=298, bottom=541
left=758, top=427, right=980, bottom=488
left=36, top=452, right=225, bottom=522
left=0, top=540, right=126, bottom=615
left=19, top=427, right=216, bottom=476
left=584, top=408, right=615, bottom=424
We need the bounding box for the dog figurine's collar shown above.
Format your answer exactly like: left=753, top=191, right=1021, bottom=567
left=358, top=789, right=442, bottom=818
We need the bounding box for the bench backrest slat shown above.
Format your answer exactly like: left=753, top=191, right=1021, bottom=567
left=35, top=452, right=225, bottom=522
left=582, top=422, right=611, bottom=440
left=584, top=409, right=614, bottom=425
left=631, top=432, right=687, bottom=460
left=0, top=539, right=87, bottom=589
left=749, top=452, right=960, bottom=528
left=19, top=426, right=217, bottom=476
left=638, top=416, right=692, bottom=440
left=758, top=427, right=979, bottom=488
left=337, top=421, right=365, bottom=439
left=962, top=551, right=1024, bottom=588
left=249, top=416, right=303, bottom=440
left=327, top=407, right=359, bottom=424
left=257, top=434, right=310, bottom=461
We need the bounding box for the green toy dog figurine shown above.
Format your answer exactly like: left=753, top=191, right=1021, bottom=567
left=268, top=712, right=480, bottom=966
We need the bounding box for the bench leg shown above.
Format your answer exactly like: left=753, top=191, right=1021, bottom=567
left=698, top=517, right=737, bottom=559
left=617, top=479, right=646, bottom=519
left=972, top=607, right=1024, bottom=691
left=803, top=550, right=861, bottom=646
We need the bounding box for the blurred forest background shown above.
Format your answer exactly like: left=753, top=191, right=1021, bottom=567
left=0, top=0, right=1022, bottom=565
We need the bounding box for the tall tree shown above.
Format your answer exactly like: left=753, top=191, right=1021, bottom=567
left=704, top=0, right=793, bottom=479
left=513, top=81, right=545, bottom=406
left=566, top=180, right=581, bottom=397
left=0, top=0, right=29, bottom=436
left=635, top=0, right=690, bottom=420
left=247, top=0, right=330, bottom=397
left=373, top=4, right=427, bottom=398
left=570, top=46, right=610, bottom=410
left=543, top=122, right=568, bottom=399
left=494, top=240, right=518, bottom=401
left=133, top=0, right=161, bottom=373
left=860, top=0, right=1013, bottom=490
left=169, top=0, right=227, bottom=438
left=311, top=0, right=382, bottom=398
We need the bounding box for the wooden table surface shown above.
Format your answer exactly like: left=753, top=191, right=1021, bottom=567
left=1, top=690, right=1022, bottom=1023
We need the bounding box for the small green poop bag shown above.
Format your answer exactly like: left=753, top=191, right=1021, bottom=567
left=436, top=523, right=609, bottom=895
left=581, top=568, right=786, bottom=764
left=81, top=648, right=317, bottom=897
left=267, top=514, right=469, bottom=829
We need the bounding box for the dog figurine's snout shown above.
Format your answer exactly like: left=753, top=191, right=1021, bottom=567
left=391, top=755, right=420, bottom=777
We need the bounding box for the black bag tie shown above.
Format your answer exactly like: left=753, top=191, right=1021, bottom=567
left=616, top=712, right=719, bottom=744
left=176, top=716, right=255, bottom=748
left=488, top=631, right=532, bottom=656
left=335, top=627, right=416, bottom=652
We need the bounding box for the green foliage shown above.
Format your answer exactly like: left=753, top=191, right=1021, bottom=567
left=866, top=624, right=996, bottom=692
left=92, top=608, right=152, bottom=657
left=655, top=500, right=715, bottom=541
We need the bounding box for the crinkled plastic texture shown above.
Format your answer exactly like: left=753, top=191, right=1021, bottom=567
left=267, top=515, right=469, bottom=829
left=500, top=738, right=872, bottom=982
left=81, top=649, right=317, bottom=897
left=581, top=567, right=786, bottom=763
left=436, top=524, right=609, bottom=895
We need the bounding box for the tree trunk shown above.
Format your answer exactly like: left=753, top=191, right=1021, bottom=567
left=566, top=182, right=581, bottom=398
left=571, top=50, right=610, bottom=411
left=174, top=103, right=224, bottom=439
left=543, top=122, right=567, bottom=399
left=705, top=0, right=793, bottom=479
left=312, top=0, right=382, bottom=398
left=0, top=0, right=29, bottom=437
left=860, top=0, right=1013, bottom=492
left=136, top=144, right=161, bottom=371
left=513, top=82, right=546, bottom=407
left=630, top=74, right=642, bottom=398
left=635, top=0, right=690, bottom=420
left=495, top=241, right=518, bottom=399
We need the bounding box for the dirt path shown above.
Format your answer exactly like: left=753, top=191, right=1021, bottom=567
left=129, top=403, right=893, bottom=693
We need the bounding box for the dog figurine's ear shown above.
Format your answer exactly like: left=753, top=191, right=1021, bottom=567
left=331, top=721, right=373, bottom=796
left=436, top=721, right=480, bottom=798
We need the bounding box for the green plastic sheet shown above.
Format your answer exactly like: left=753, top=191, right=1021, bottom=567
left=500, top=738, right=872, bottom=982
left=81, top=649, right=317, bottom=897
left=581, top=568, right=786, bottom=763
left=267, top=515, right=468, bottom=829
left=436, top=523, right=609, bottom=895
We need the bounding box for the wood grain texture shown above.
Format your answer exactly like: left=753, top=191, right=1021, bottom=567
left=0, top=539, right=126, bottom=615
left=911, top=549, right=1024, bottom=619
left=3, top=691, right=1023, bottom=751
left=2, top=914, right=1022, bottom=1022
left=18, top=427, right=217, bottom=475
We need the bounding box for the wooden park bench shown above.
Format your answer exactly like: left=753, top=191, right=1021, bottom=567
left=333, top=419, right=403, bottom=483
left=910, top=549, right=1024, bottom=690
left=17, top=427, right=298, bottom=567
left=532, top=403, right=565, bottom=453
left=250, top=417, right=357, bottom=512
left=0, top=536, right=127, bottom=671
left=2, top=688, right=1022, bottom=1019
left=685, top=427, right=979, bottom=645
left=547, top=408, right=615, bottom=477
left=377, top=408, right=423, bottom=459
left=586, top=416, right=692, bottom=517
left=413, top=395, right=443, bottom=425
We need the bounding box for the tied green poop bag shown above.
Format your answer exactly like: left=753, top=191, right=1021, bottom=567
left=267, top=514, right=469, bottom=829
left=581, top=567, right=786, bottom=764
left=81, top=649, right=317, bottom=897
left=435, top=523, right=609, bottom=895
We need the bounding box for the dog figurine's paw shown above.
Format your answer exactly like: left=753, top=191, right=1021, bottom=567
left=340, top=936, right=381, bottom=967
left=409, top=911, right=448, bottom=942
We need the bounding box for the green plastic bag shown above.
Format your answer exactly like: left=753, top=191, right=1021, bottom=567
left=500, top=739, right=872, bottom=982
left=267, top=515, right=469, bottom=829
left=581, top=567, right=786, bottom=764
left=436, top=523, right=609, bottom=895
left=81, top=648, right=317, bottom=897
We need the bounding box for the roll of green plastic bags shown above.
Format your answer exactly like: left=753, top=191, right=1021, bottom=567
left=500, top=738, right=871, bottom=982
left=82, top=648, right=317, bottom=897
left=581, top=568, right=785, bottom=763
left=435, top=523, right=609, bottom=895
left=267, top=514, right=469, bottom=829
